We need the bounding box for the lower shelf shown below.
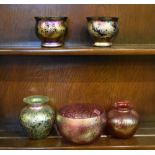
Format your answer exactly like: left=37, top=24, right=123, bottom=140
left=0, top=121, right=155, bottom=149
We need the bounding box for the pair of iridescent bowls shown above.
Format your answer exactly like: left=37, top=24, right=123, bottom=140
left=19, top=95, right=139, bottom=144
left=35, top=16, right=119, bottom=48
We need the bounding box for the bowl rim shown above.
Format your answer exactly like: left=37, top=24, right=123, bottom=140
left=57, top=103, right=105, bottom=119
left=87, top=16, right=118, bottom=21
left=57, top=111, right=105, bottom=120
left=35, top=16, right=68, bottom=21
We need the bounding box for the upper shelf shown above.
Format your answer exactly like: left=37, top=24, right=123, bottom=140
left=1, top=42, right=155, bottom=56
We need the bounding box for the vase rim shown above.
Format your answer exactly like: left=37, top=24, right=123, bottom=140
left=23, top=95, right=49, bottom=105
left=87, top=16, right=118, bottom=21
left=113, top=101, right=132, bottom=110
left=35, top=16, right=68, bottom=21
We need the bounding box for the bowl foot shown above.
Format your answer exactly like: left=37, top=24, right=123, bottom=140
left=93, top=42, right=112, bottom=47
left=42, top=42, right=63, bottom=47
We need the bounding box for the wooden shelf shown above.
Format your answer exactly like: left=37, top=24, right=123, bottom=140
left=0, top=121, right=155, bottom=150
left=1, top=43, right=155, bottom=56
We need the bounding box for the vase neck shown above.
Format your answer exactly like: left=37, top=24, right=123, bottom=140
left=23, top=95, right=49, bottom=106
left=113, top=101, right=132, bottom=112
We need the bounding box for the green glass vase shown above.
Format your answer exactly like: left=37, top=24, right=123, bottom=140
left=19, top=95, right=55, bottom=139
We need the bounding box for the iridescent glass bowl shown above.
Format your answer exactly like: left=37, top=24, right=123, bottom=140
left=87, top=17, right=119, bottom=47
left=56, top=104, right=106, bottom=144
left=35, top=17, right=67, bottom=47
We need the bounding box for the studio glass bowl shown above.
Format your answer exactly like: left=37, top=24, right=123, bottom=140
left=56, top=103, right=106, bottom=144
left=35, top=16, right=67, bottom=47
left=87, top=16, right=119, bottom=47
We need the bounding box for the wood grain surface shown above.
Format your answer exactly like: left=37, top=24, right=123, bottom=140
left=0, top=4, right=155, bottom=44
left=0, top=55, right=155, bottom=121
left=1, top=44, right=155, bottom=55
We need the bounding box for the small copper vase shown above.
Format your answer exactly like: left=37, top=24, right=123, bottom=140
left=87, top=17, right=119, bottom=47
left=56, top=104, right=106, bottom=144
left=107, top=101, right=139, bottom=139
left=35, top=17, right=67, bottom=47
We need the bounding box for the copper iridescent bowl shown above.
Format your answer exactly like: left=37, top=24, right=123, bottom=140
left=56, top=104, right=106, bottom=144
left=87, top=16, right=119, bottom=47
left=107, top=101, right=139, bottom=139
left=35, top=17, right=67, bottom=47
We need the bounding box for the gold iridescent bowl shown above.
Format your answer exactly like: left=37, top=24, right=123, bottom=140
left=87, top=17, right=119, bottom=47
left=56, top=104, right=106, bottom=144
left=35, top=17, right=67, bottom=47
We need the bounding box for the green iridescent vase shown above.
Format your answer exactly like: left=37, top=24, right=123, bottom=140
left=19, top=95, right=55, bottom=139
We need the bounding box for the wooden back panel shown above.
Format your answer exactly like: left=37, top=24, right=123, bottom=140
left=0, top=4, right=155, bottom=122
left=0, top=4, right=155, bottom=44
left=0, top=55, right=155, bottom=121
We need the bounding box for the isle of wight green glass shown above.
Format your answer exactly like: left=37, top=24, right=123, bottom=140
left=19, top=95, right=55, bottom=139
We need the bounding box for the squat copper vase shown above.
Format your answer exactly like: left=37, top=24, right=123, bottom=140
left=107, top=101, right=139, bottom=139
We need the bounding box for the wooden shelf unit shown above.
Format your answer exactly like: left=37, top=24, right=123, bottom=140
left=1, top=4, right=155, bottom=150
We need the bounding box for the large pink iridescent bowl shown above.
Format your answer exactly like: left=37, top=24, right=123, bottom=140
left=56, top=104, right=106, bottom=144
